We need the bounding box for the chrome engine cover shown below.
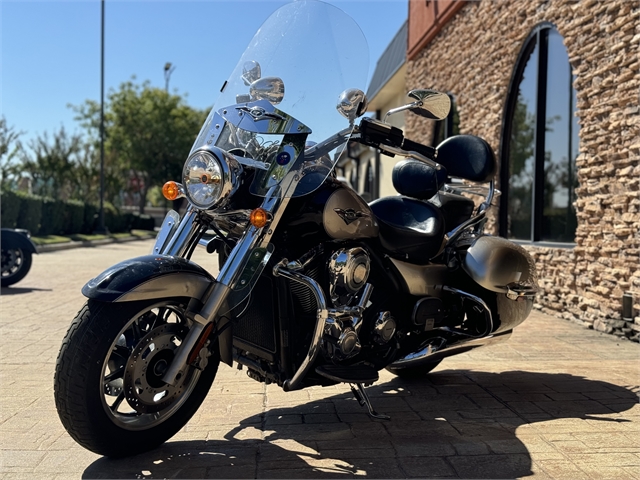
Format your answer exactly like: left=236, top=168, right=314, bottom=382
left=328, top=247, right=370, bottom=306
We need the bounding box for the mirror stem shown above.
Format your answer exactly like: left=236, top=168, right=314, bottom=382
left=383, top=101, right=421, bottom=123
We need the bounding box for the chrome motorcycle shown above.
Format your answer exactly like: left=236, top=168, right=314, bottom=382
left=54, top=0, right=538, bottom=457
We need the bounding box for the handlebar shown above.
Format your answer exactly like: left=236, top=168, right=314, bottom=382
left=401, top=138, right=437, bottom=160
left=356, top=117, right=437, bottom=161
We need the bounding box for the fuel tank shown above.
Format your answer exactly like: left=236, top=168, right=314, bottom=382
left=323, top=183, right=378, bottom=240
left=281, top=177, right=378, bottom=245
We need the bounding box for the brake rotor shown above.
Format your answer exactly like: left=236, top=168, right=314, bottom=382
left=123, top=322, right=194, bottom=414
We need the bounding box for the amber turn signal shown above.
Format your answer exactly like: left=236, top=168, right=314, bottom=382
left=162, top=181, right=182, bottom=201
left=250, top=208, right=269, bottom=228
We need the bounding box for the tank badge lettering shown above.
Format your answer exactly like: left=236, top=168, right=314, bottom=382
left=334, top=208, right=369, bottom=226
left=235, top=105, right=284, bottom=122
left=276, top=151, right=291, bottom=165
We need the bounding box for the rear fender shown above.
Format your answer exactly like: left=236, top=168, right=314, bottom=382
left=82, top=254, right=214, bottom=302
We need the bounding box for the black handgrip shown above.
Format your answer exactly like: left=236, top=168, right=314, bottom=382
left=402, top=138, right=437, bottom=160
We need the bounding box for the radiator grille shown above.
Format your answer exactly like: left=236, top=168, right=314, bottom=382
left=233, top=275, right=277, bottom=353
left=288, top=265, right=320, bottom=314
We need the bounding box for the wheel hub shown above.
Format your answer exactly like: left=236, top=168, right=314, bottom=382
left=123, top=323, right=193, bottom=414
left=1, top=249, right=21, bottom=276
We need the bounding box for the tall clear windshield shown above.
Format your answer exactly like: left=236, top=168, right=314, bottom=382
left=190, top=0, right=369, bottom=198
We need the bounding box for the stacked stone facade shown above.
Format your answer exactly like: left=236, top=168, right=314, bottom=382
left=405, top=0, right=639, bottom=340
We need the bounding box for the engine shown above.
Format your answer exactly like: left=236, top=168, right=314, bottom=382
left=322, top=247, right=396, bottom=362
left=328, top=247, right=370, bottom=306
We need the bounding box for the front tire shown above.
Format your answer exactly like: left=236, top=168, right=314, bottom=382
left=1, top=248, right=32, bottom=287
left=54, top=298, right=219, bottom=457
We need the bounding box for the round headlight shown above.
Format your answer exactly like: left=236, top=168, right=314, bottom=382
left=183, top=150, right=224, bottom=209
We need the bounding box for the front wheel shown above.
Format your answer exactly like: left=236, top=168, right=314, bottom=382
left=1, top=247, right=32, bottom=287
left=54, top=298, right=219, bottom=457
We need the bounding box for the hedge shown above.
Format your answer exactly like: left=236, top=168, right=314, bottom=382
left=0, top=190, right=156, bottom=235
left=1, top=190, right=20, bottom=228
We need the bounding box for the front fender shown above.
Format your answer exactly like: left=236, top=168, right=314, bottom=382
left=1, top=229, right=37, bottom=254
left=82, top=254, right=214, bottom=302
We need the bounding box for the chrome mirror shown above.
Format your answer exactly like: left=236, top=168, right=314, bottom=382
left=336, top=88, right=368, bottom=123
left=249, top=77, right=285, bottom=105
left=384, top=88, right=451, bottom=122
left=242, top=60, right=262, bottom=86
left=408, top=89, right=451, bottom=120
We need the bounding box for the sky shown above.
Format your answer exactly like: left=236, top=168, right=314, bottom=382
left=1, top=0, right=408, bottom=149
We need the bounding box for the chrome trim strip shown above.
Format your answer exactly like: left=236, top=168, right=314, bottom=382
left=389, top=330, right=512, bottom=369
left=273, top=264, right=329, bottom=391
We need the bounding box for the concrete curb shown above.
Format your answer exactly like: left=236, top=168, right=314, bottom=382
left=36, top=234, right=155, bottom=253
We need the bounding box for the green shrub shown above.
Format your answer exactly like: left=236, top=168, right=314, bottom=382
left=64, top=200, right=85, bottom=235
left=131, top=213, right=155, bottom=231
left=39, top=198, right=66, bottom=235
left=83, top=203, right=98, bottom=233
left=0, top=189, right=21, bottom=228
left=104, top=202, right=126, bottom=233
left=16, top=192, right=42, bottom=234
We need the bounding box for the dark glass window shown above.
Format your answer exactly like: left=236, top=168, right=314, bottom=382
left=501, top=26, right=579, bottom=243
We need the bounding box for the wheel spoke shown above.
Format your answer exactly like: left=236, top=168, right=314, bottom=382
left=110, top=392, right=125, bottom=412
left=112, top=344, right=131, bottom=362
left=104, top=366, right=125, bottom=383
left=131, top=320, right=143, bottom=342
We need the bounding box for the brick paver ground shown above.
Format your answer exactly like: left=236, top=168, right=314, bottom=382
left=1, top=240, right=638, bottom=479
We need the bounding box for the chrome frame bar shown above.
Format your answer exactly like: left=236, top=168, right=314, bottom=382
left=273, top=263, right=329, bottom=391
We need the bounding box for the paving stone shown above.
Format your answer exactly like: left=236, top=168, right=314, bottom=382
left=448, top=453, right=532, bottom=478
left=1, top=240, right=639, bottom=479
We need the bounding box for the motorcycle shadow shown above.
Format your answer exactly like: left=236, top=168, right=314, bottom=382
left=1, top=286, right=52, bottom=295
left=82, top=370, right=638, bottom=479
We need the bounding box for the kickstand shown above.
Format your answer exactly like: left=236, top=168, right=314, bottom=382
left=350, top=383, right=390, bottom=420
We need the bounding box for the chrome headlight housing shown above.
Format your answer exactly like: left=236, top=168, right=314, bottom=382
left=183, top=147, right=238, bottom=209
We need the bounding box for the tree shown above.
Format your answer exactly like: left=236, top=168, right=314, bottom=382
left=73, top=79, right=208, bottom=213
left=21, top=127, right=82, bottom=200
left=0, top=117, right=24, bottom=190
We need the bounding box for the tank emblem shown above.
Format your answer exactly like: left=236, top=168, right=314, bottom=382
left=334, top=208, right=370, bottom=226
left=276, top=151, right=291, bottom=165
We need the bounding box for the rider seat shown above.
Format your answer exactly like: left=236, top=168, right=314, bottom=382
left=369, top=196, right=445, bottom=264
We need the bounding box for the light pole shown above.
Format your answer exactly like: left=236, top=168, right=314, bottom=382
left=96, top=0, right=108, bottom=234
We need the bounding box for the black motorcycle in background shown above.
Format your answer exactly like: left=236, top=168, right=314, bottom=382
left=1, top=228, right=37, bottom=287
left=54, top=0, right=538, bottom=458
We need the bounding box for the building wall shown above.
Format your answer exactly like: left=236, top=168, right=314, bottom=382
left=406, top=0, right=640, bottom=339
left=377, top=90, right=408, bottom=199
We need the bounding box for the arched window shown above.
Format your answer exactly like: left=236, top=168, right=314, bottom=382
left=500, top=25, right=579, bottom=243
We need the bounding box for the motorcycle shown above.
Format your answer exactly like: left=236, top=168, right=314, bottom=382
left=54, top=0, right=538, bottom=458
left=1, top=228, right=37, bottom=287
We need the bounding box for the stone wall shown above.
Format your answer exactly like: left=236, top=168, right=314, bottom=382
left=406, top=0, right=640, bottom=341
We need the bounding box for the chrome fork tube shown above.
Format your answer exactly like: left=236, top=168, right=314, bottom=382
left=162, top=188, right=287, bottom=385
left=162, top=206, right=200, bottom=257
